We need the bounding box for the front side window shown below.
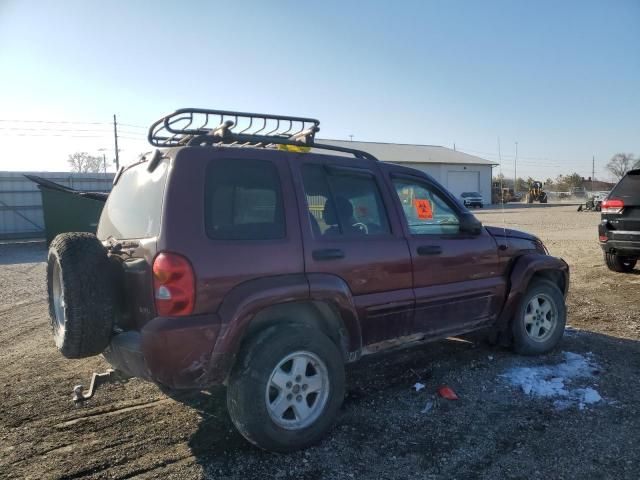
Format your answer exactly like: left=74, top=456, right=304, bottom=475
left=392, top=179, right=460, bottom=235
left=205, top=159, right=285, bottom=240
left=301, top=164, right=390, bottom=237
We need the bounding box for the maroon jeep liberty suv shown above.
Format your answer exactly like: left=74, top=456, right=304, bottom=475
left=47, top=108, right=569, bottom=452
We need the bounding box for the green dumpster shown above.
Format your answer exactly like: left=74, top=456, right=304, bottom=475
left=25, top=175, right=109, bottom=245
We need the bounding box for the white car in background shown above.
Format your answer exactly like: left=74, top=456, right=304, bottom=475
left=460, top=191, right=484, bottom=208
left=592, top=191, right=610, bottom=211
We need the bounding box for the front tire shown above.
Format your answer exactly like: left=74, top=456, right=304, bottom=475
left=604, top=252, right=637, bottom=272
left=512, top=280, right=566, bottom=355
left=227, top=325, right=345, bottom=452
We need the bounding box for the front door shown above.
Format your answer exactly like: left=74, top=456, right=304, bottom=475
left=386, top=171, right=505, bottom=336
left=290, top=155, right=414, bottom=346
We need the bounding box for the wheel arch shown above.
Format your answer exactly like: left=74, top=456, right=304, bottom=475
left=496, top=253, right=569, bottom=332
left=206, top=273, right=362, bottom=385
left=243, top=300, right=352, bottom=362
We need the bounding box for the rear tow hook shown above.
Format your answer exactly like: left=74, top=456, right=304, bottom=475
left=72, top=369, right=129, bottom=403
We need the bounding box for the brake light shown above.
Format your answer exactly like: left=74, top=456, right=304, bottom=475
left=601, top=199, right=624, bottom=214
left=599, top=235, right=608, bottom=242
left=152, top=252, right=195, bottom=316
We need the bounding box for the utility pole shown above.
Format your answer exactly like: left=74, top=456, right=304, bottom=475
left=514, top=142, right=518, bottom=192
left=98, top=147, right=108, bottom=176
left=348, top=134, right=354, bottom=142
left=113, top=114, right=120, bottom=170
left=592, top=155, right=595, bottom=192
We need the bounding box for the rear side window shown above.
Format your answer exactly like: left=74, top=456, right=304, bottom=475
left=610, top=171, right=640, bottom=203
left=98, top=158, right=169, bottom=240
left=205, top=158, right=285, bottom=240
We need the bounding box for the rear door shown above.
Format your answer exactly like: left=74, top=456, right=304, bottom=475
left=97, top=155, right=171, bottom=329
left=290, top=154, right=414, bottom=346
left=383, top=167, right=505, bottom=337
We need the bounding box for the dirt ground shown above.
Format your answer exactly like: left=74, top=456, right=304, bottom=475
left=1, top=204, right=639, bottom=480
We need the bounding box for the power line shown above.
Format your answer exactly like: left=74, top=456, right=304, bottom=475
left=0, top=119, right=108, bottom=125
left=0, top=132, right=109, bottom=138
left=0, top=126, right=114, bottom=133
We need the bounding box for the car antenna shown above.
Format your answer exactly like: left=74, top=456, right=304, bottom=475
left=498, top=137, right=508, bottom=245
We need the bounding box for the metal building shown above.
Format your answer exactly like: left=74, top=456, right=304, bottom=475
left=0, top=172, right=114, bottom=240
left=320, top=140, right=497, bottom=205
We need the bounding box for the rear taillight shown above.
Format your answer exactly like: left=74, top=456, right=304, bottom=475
left=599, top=234, right=608, bottom=242
left=152, top=252, right=195, bottom=317
left=601, top=199, right=624, bottom=214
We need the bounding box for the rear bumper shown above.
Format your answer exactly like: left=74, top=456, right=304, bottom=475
left=103, top=313, right=223, bottom=389
left=598, top=225, right=640, bottom=256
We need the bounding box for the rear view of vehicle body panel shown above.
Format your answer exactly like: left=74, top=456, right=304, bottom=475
left=599, top=170, right=640, bottom=255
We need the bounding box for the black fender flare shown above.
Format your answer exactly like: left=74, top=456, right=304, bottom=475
left=496, top=253, right=569, bottom=331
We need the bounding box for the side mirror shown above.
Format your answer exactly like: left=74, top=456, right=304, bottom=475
left=459, top=213, right=483, bottom=235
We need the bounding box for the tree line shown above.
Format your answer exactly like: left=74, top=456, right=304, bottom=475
left=66, top=150, right=639, bottom=177
left=493, top=152, right=638, bottom=191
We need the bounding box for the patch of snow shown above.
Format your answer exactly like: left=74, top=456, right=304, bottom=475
left=501, top=352, right=604, bottom=410
left=413, top=382, right=425, bottom=392
left=421, top=399, right=434, bottom=413
left=576, top=387, right=602, bottom=410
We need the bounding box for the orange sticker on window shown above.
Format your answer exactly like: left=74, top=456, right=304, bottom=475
left=414, top=199, right=433, bottom=219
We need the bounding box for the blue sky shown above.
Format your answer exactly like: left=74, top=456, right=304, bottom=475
left=0, top=0, right=638, bottom=180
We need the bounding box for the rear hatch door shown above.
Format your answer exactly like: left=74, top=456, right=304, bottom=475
left=605, top=170, right=640, bottom=233
left=97, top=154, right=171, bottom=329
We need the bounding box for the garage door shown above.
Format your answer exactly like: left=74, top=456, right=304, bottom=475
left=446, top=171, right=480, bottom=198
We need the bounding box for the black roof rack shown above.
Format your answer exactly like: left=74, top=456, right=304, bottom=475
left=147, top=108, right=378, bottom=161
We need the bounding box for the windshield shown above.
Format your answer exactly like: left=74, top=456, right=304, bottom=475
left=461, top=192, right=481, bottom=197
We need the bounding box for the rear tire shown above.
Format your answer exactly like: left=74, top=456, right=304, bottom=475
left=47, top=233, right=115, bottom=358
left=227, top=324, right=345, bottom=452
left=604, top=252, right=637, bottom=273
left=512, top=280, right=566, bottom=355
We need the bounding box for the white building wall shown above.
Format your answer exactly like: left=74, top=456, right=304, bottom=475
left=391, top=162, right=493, bottom=205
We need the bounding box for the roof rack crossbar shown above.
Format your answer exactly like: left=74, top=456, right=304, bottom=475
left=148, top=108, right=379, bottom=161
left=149, top=108, right=320, bottom=147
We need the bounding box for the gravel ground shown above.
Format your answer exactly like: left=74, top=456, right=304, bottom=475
left=1, top=205, right=639, bottom=479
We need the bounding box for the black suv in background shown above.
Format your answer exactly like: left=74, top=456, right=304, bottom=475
left=599, top=169, right=640, bottom=272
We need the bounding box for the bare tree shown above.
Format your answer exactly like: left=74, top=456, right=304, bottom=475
left=67, top=152, right=103, bottom=173
left=564, top=173, right=584, bottom=188
left=606, top=153, right=636, bottom=180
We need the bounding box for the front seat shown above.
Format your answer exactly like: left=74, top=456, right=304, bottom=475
left=323, top=197, right=356, bottom=236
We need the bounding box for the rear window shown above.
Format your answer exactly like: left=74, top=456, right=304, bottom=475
left=610, top=170, right=640, bottom=202
left=205, top=158, right=285, bottom=240
left=97, top=158, right=169, bottom=240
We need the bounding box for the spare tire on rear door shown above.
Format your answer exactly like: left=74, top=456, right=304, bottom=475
left=47, top=232, right=115, bottom=358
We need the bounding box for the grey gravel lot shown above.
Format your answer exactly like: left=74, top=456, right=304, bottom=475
left=1, top=205, right=639, bottom=480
